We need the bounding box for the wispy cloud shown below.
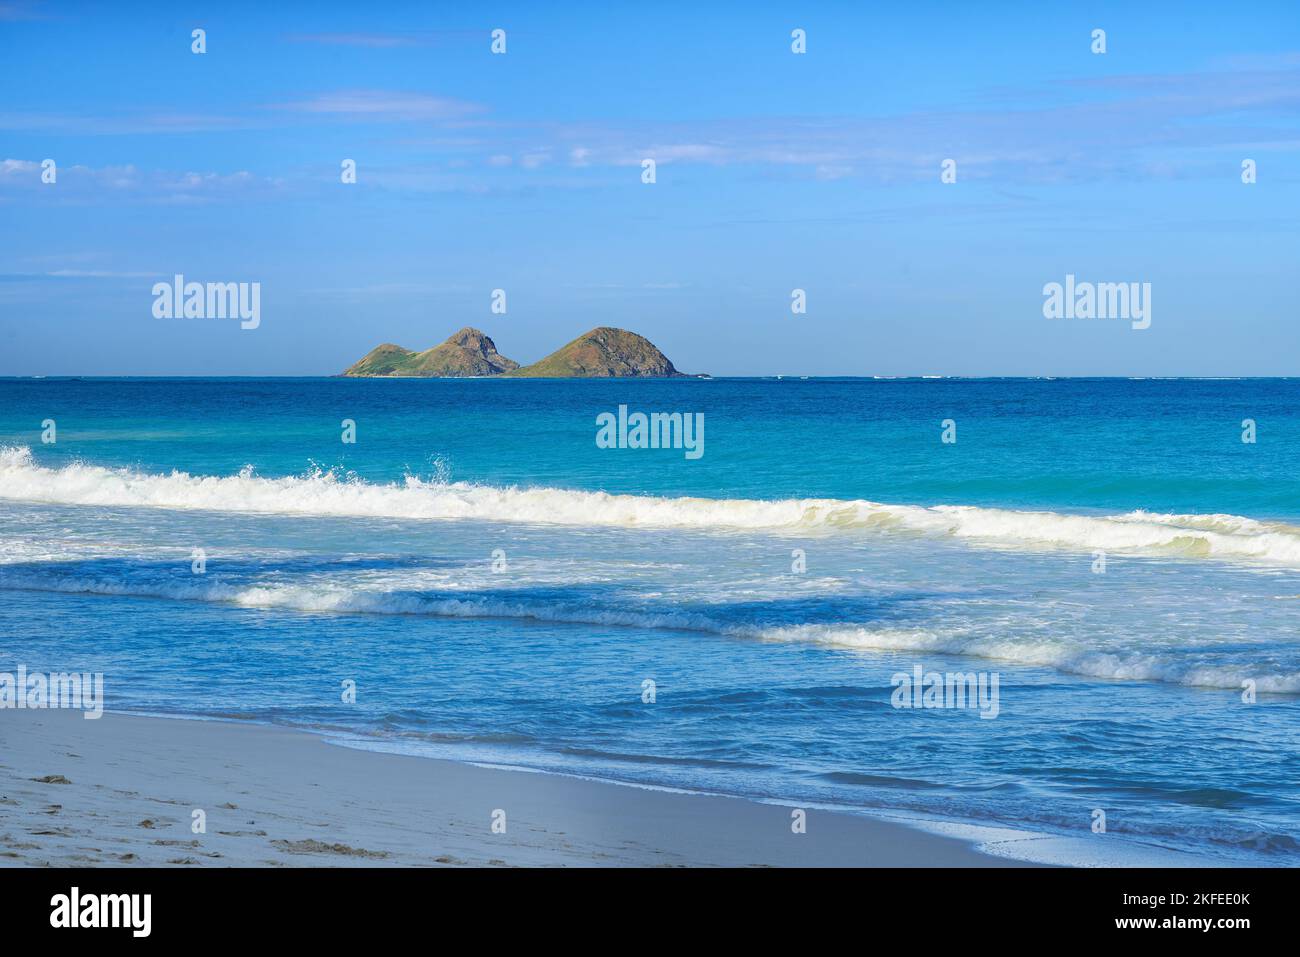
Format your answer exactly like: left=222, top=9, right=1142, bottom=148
left=287, top=32, right=424, bottom=48
left=0, top=270, right=159, bottom=283
left=286, top=31, right=481, bottom=48
left=0, top=110, right=253, bottom=135
left=271, top=90, right=486, bottom=121
left=0, top=90, right=486, bottom=136
left=522, top=62, right=1300, bottom=183
left=46, top=269, right=158, bottom=278
left=5, top=61, right=1296, bottom=204
left=0, top=158, right=284, bottom=203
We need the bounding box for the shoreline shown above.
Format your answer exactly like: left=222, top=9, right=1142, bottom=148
left=2, top=709, right=1217, bottom=868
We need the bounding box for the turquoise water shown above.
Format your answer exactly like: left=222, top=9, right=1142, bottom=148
left=2, top=377, right=1298, bottom=864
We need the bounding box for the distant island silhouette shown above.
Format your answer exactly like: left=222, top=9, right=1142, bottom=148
left=341, top=326, right=695, bottom=378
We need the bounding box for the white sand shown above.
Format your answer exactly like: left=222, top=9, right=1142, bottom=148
left=1, top=709, right=1209, bottom=867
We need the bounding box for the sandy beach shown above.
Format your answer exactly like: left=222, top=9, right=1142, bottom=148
left=0, top=708, right=1040, bottom=868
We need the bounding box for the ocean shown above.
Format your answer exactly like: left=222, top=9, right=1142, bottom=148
left=1, top=376, right=1298, bottom=865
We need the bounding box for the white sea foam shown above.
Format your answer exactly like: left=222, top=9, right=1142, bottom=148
left=758, top=624, right=1300, bottom=694
left=3, top=444, right=1300, bottom=565
left=1, top=564, right=1296, bottom=693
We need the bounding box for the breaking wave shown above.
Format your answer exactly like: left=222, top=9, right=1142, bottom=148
left=4, top=444, right=1300, bottom=565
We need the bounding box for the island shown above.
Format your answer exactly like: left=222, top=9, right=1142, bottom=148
left=341, top=326, right=692, bottom=378
left=341, top=328, right=519, bottom=377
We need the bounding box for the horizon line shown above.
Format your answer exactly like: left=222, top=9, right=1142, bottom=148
left=3, top=375, right=1297, bottom=382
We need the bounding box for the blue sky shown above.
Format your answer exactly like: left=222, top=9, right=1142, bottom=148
left=1, top=0, right=1297, bottom=376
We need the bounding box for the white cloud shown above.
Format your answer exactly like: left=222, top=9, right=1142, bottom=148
left=0, top=158, right=282, bottom=201
left=273, top=90, right=484, bottom=121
